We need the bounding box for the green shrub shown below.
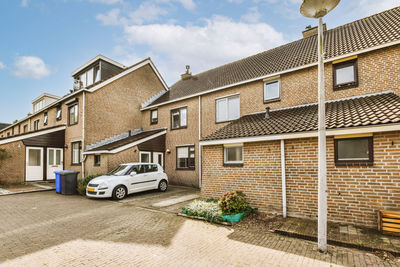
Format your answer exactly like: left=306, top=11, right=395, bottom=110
left=182, top=200, right=223, bottom=222
left=77, top=174, right=103, bottom=196
left=218, top=191, right=252, bottom=215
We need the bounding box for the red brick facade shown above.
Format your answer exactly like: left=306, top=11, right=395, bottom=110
left=201, top=131, right=400, bottom=227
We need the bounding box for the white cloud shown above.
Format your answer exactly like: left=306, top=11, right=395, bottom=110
left=241, top=6, right=261, bottom=23
left=13, top=56, right=51, bottom=79
left=177, top=0, right=195, bottom=10
left=352, top=0, right=398, bottom=17
left=21, top=0, right=29, bottom=7
left=96, top=8, right=122, bottom=25
left=0, top=61, right=5, bottom=70
left=129, top=2, right=168, bottom=24
left=89, top=0, right=122, bottom=4
left=122, top=15, right=285, bottom=83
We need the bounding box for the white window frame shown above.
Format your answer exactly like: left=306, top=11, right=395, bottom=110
left=71, top=141, right=81, bottom=164
left=139, top=151, right=151, bottom=163
left=56, top=107, right=62, bottom=120
left=171, top=107, right=187, bottom=129
left=33, top=119, right=40, bottom=131
left=216, top=94, right=240, bottom=123
left=223, top=144, right=244, bottom=165
left=43, top=113, right=48, bottom=125
left=151, top=109, right=158, bottom=124
left=264, top=79, right=281, bottom=103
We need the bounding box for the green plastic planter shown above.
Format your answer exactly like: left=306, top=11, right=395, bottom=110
left=221, top=213, right=244, bottom=223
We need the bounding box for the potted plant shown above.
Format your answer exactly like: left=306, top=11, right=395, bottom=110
left=218, top=191, right=250, bottom=223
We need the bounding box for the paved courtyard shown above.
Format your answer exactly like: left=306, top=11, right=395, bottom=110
left=0, top=186, right=399, bottom=267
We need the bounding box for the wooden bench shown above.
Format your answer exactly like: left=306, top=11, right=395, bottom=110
left=378, top=210, right=400, bottom=236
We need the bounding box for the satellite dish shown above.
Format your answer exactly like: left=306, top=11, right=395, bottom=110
left=300, top=0, right=340, bottom=18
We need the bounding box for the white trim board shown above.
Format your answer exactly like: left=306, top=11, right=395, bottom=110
left=71, top=55, right=125, bottom=76
left=199, top=124, right=400, bottom=146
left=88, top=58, right=169, bottom=93
left=83, top=130, right=167, bottom=155
left=141, top=39, right=400, bottom=111
left=0, top=126, right=67, bottom=145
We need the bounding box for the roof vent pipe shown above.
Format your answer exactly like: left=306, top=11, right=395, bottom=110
left=265, top=107, right=270, bottom=119
left=181, top=65, right=192, bottom=80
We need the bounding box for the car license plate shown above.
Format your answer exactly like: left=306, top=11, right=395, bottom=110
left=88, top=188, right=95, bottom=192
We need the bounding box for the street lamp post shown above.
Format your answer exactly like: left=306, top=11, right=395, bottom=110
left=300, top=0, right=340, bottom=253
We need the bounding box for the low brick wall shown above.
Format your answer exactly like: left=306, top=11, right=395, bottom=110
left=201, top=131, right=400, bottom=227
left=0, top=141, right=25, bottom=185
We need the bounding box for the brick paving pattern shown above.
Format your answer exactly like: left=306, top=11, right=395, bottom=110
left=0, top=187, right=399, bottom=267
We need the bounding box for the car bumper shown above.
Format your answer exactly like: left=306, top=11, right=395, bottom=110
left=86, top=187, right=113, bottom=198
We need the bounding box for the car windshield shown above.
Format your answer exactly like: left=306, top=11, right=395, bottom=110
left=108, top=165, right=131, bottom=176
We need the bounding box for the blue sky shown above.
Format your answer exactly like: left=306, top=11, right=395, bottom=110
left=0, top=0, right=398, bottom=123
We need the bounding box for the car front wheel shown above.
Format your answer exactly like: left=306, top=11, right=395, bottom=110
left=112, top=185, right=127, bottom=200
left=158, top=180, right=168, bottom=192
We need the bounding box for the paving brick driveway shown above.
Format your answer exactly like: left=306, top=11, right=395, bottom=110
left=0, top=186, right=398, bottom=267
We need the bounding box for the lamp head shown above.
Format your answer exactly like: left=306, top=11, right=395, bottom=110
left=300, top=0, right=340, bottom=18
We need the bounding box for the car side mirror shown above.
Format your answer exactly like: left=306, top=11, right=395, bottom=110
left=130, top=171, right=137, bottom=176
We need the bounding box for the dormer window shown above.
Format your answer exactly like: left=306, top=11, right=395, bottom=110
left=77, top=64, right=101, bottom=89
left=34, top=100, right=44, bottom=113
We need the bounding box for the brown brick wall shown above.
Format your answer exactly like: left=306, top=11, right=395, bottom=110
left=201, top=131, right=400, bottom=227
left=141, top=97, right=199, bottom=187
left=200, top=45, right=400, bottom=137
left=0, top=141, right=25, bottom=184
left=84, top=64, right=165, bottom=147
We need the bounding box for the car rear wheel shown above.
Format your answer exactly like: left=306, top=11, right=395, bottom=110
left=158, top=180, right=168, bottom=192
left=112, top=185, right=127, bottom=200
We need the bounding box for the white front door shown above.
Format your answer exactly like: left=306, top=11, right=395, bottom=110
left=47, top=148, right=63, bottom=180
left=153, top=152, right=164, bottom=167
left=26, top=147, right=44, bottom=181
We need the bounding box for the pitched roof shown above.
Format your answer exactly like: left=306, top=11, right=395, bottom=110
left=86, top=128, right=166, bottom=152
left=202, top=92, right=400, bottom=141
left=150, top=7, right=400, bottom=106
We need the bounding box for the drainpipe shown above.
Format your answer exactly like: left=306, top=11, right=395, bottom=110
left=281, top=139, right=287, bottom=218
left=81, top=91, right=86, bottom=178
left=198, top=95, right=202, bottom=189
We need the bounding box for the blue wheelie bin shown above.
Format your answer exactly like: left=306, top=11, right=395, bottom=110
left=55, top=170, right=75, bottom=194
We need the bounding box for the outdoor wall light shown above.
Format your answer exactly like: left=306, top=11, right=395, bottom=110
left=166, top=149, right=171, bottom=154
left=64, top=144, right=68, bottom=149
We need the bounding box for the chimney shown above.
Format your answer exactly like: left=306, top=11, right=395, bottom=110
left=181, top=65, right=192, bottom=80
left=265, top=107, right=270, bottom=119
left=302, top=23, right=327, bottom=38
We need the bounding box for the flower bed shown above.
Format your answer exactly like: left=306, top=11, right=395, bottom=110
left=182, top=199, right=223, bottom=222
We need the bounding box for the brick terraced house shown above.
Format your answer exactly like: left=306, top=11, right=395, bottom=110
left=0, top=55, right=168, bottom=184
left=0, top=7, right=399, bottom=227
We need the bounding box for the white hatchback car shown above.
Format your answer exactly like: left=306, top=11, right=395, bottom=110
left=86, top=163, right=168, bottom=200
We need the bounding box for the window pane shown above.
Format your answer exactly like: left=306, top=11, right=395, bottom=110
left=216, top=98, right=228, bottom=122
left=264, top=81, right=280, bottom=100
left=178, top=158, right=188, bottom=168
left=72, top=142, right=80, bottom=164
left=140, top=153, right=150, bottom=163
left=49, top=149, right=54, bottom=165
left=151, top=110, right=157, bottom=119
left=228, top=96, right=240, bottom=120
left=87, top=68, right=94, bottom=86
left=172, top=111, right=180, bottom=128
left=80, top=73, right=86, bottom=87
left=226, top=146, right=243, bottom=162
left=177, top=147, right=188, bottom=158
left=180, top=108, right=187, bottom=126
left=56, top=150, right=61, bottom=165
left=94, top=65, right=100, bottom=83
left=337, top=138, right=369, bottom=160
left=28, top=149, right=41, bottom=166
left=336, top=64, right=355, bottom=85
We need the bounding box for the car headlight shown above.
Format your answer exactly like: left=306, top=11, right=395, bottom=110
left=98, top=182, right=108, bottom=190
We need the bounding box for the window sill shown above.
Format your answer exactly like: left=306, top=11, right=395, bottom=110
left=69, top=123, right=78, bottom=126
left=223, top=163, right=244, bottom=167
left=150, top=122, right=158, bottom=125
left=216, top=119, right=237, bottom=124
left=176, top=168, right=195, bottom=171
left=71, top=163, right=81, bottom=166
left=333, top=82, right=358, bottom=91
left=335, top=161, right=373, bottom=166
left=264, top=97, right=280, bottom=104
left=171, top=126, right=187, bottom=131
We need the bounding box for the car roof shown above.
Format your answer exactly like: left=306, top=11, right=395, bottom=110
left=121, top=162, right=159, bottom=166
